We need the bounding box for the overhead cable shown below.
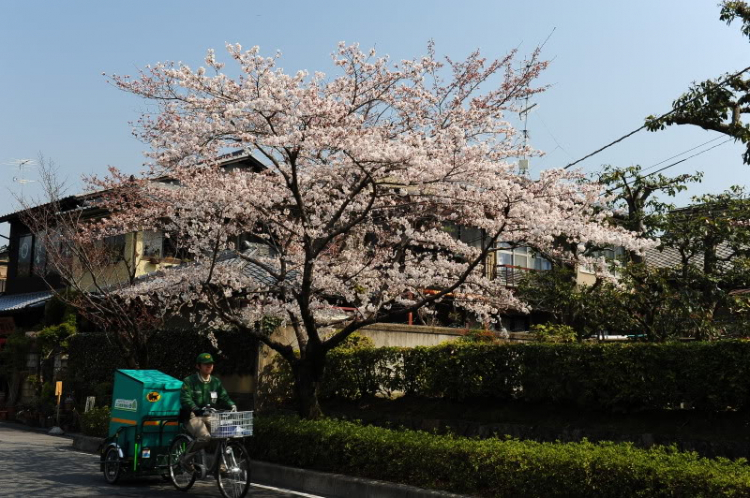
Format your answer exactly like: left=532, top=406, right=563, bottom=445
left=602, top=138, right=732, bottom=197
left=562, top=65, right=750, bottom=170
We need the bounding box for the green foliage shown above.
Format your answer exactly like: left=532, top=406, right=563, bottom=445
left=0, top=330, right=31, bottom=378
left=457, top=328, right=504, bottom=344
left=325, top=331, right=375, bottom=350
left=37, top=312, right=77, bottom=359
left=259, top=316, right=283, bottom=337
left=517, top=267, right=627, bottom=339
left=518, top=258, right=750, bottom=341
left=251, top=415, right=750, bottom=497
left=257, top=332, right=378, bottom=408
left=618, top=264, right=722, bottom=341
left=721, top=1, right=750, bottom=37
left=530, top=323, right=577, bottom=343
left=320, top=341, right=750, bottom=413
left=80, top=406, right=110, bottom=437
left=66, top=329, right=257, bottom=401
left=598, top=164, right=702, bottom=239
left=646, top=3, right=750, bottom=164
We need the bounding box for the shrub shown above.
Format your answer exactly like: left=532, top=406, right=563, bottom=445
left=80, top=406, right=110, bottom=437
left=320, top=341, right=750, bottom=412
left=457, top=328, right=504, bottom=344
left=530, top=323, right=577, bottom=343
left=251, top=415, right=750, bottom=497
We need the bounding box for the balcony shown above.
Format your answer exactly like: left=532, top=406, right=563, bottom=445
left=494, top=264, right=534, bottom=287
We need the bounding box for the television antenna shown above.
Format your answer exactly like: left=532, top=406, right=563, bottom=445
left=5, top=158, right=37, bottom=171
left=13, top=177, right=36, bottom=185
left=4, top=158, right=38, bottom=194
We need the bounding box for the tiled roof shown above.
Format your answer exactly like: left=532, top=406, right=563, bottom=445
left=0, top=290, right=53, bottom=312
left=215, top=249, right=296, bottom=287
left=645, top=243, right=736, bottom=269
left=126, top=247, right=295, bottom=293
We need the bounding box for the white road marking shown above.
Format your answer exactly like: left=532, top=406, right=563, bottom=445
left=54, top=446, right=327, bottom=497
left=57, top=448, right=99, bottom=457
left=251, top=482, right=327, bottom=498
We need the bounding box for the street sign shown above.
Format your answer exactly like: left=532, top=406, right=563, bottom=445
left=55, top=381, right=62, bottom=396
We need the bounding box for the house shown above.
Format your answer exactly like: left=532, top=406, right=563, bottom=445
left=0, top=151, right=266, bottom=409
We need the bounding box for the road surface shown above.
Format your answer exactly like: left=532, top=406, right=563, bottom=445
left=0, top=423, right=325, bottom=497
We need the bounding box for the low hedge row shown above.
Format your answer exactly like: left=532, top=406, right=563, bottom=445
left=251, top=415, right=750, bottom=497
left=320, top=341, right=750, bottom=412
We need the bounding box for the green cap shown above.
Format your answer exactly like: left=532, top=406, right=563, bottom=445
left=196, top=352, right=215, bottom=364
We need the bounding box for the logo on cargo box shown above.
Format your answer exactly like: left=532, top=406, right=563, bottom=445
left=146, top=391, right=161, bottom=402
left=114, top=399, right=138, bottom=412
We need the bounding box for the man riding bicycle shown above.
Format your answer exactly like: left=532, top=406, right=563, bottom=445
left=180, top=353, right=236, bottom=470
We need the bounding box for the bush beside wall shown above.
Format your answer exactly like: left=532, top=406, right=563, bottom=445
left=252, top=415, right=750, bottom=497
left=320, top=342, right=750, bottom=413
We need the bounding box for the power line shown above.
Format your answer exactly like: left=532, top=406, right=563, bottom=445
left=602, top=138, right=732, bottom=197
left=638, top=135, right=723, bottom=174
left=562, top=64, right=750, bottom=170
left=639, top=138, right=731, bottom=180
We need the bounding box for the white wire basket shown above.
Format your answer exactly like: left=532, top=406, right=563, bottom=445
left=208, top=410, right=254, bottom=438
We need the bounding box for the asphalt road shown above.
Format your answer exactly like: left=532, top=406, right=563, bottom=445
left=0, top=424, right=324, bottom=498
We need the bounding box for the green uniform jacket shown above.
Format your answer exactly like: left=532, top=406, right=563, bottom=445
left=180, top=373, right=235, bottom=411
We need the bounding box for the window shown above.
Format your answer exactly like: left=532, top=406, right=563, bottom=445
left=17, top=235, right=33, bottom=278
left=581, top=245, right=625, bottom=274
left=534, top=256, right=552, bottom=271
left=458, top=226, right=484, bottom=249
left=495, top=242, right=551, bottom=286
left=496, top=244, right=550, bottom=270
left=96, top=234, right=127, bottom=264
left=32, top=231, right=46, bottom=276
left=444, top=223, right=485, bottom=249
left=142, top=230, right=163, bottom=259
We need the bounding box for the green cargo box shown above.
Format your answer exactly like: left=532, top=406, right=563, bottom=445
left=109, top=369, right=183, bottom=461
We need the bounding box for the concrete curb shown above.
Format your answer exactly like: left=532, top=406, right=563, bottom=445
left=251, top=460, right=470, bottom=498
left=72, top=434, right=104, bottom=454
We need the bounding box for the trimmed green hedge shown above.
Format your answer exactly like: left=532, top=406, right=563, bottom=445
left=320, top=342, right=750, bottom=412
left=66, top=329, right=257, bottom=403
left=251, top=415, right=750, bottom=497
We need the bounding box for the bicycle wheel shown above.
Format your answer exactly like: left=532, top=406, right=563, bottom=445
left=103, top=446, right=121, bottom=484
left=216, top=441, right=251, bottom=498
left=168, top=434, right=197, bottom=491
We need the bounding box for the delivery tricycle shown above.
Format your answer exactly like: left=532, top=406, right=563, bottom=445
left=99, top=369, right=253, bottom=498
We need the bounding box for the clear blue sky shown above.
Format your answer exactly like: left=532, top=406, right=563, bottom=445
left=1, top=0, right=748, bottom=239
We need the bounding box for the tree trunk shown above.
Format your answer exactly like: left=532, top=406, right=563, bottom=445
left=7, top=370, right=22, bottom=408
left=291, top=354, right=325, bottom=420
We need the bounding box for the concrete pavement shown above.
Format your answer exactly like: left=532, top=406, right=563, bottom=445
left=0, top=423, right=319, bottom=497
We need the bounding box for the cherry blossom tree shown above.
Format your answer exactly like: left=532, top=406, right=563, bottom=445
left=94, top=42, right=651, bottom=418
